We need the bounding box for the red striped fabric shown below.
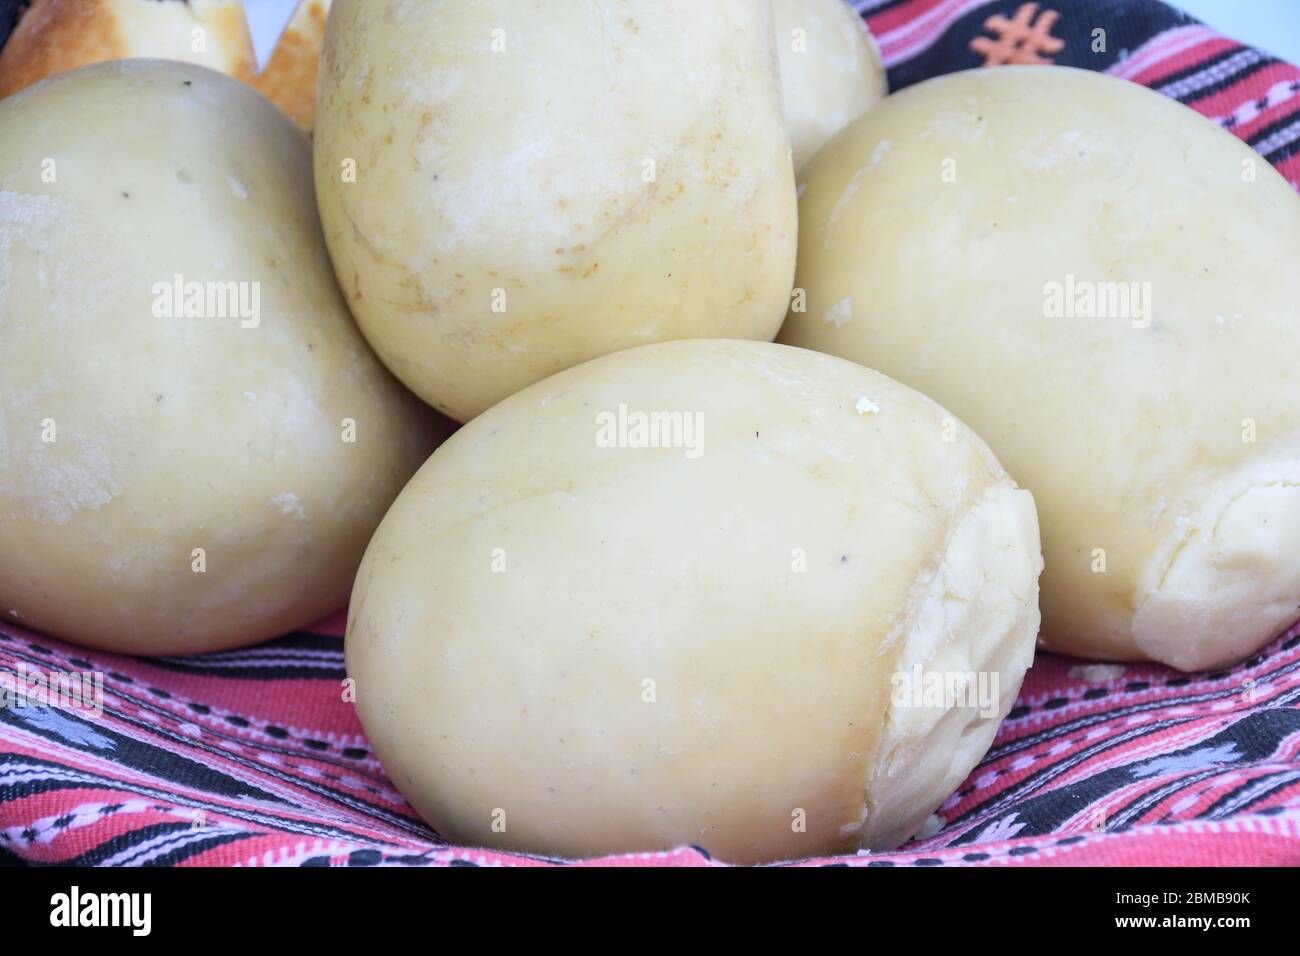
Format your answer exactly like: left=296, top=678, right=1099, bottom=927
left=3, top=615, right=1297, bottom=866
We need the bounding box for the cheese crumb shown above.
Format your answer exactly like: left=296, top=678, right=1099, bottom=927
left=824, top=297, right=853, bottom=328
left=1067, top=663, right=1127, bottom=683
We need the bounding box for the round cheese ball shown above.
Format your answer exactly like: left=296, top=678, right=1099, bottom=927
left=773, top=0, right=887, bottom=173
left=0, top=60, right=447, bottom=655
left=347, top=339, right=1041, bottom=863
left=780, top=66, right=1300, bottom=671
left=314, top=0, right=798, bottom=422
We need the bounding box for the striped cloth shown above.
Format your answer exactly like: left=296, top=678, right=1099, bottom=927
left=2, top=0, right=1300, bottom=866
left=863, top=0, right=1300, bottom=189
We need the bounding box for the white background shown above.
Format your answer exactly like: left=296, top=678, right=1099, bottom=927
left=1174, top=0, right=1300, bottom=64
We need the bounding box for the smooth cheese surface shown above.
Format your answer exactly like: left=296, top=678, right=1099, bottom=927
left=773, top=0, right=887, bottom=172
left=346, top=339, right=1041, bottom=862
left=780, top=66, right=1300, bottom=670
left=315, top=0, right=798, bottom=422
left=0, top=60, right=445, bottom=654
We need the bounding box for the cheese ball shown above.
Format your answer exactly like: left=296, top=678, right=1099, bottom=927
left=773, top=0, right=887, bottom=172
left=0, top=61, right=446, bottom=655
left=780, top=66, right=1300, bottom=671
left=347, top=340, right=1041, bottom=863
left=314, top=0, right=798, bottom=422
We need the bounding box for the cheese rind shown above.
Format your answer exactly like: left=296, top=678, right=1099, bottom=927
left=346, top=339, right=1042, bottom=863
left=780, top=66, right=1300, bottom=670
